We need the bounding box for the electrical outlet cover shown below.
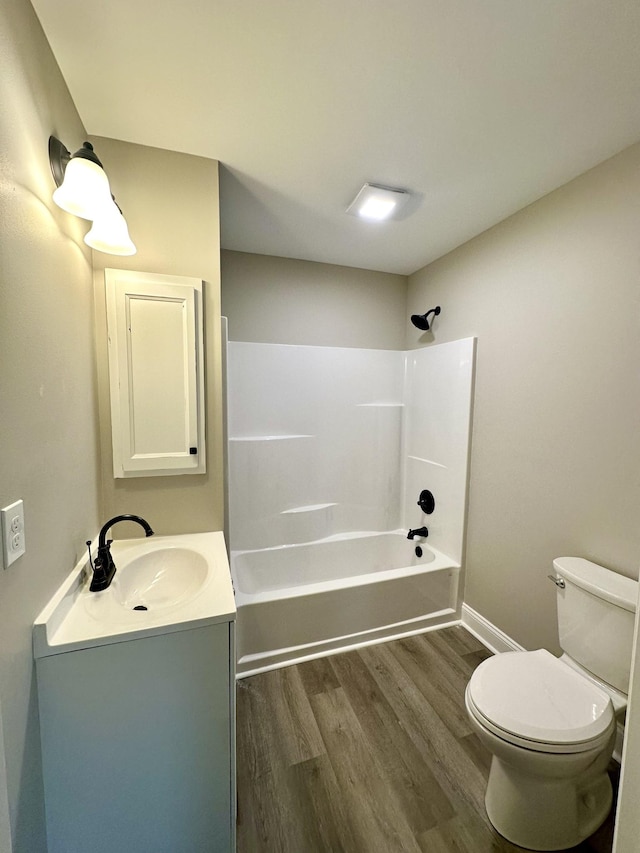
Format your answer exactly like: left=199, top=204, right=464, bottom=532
left=1, top=500, right=25, bottom=568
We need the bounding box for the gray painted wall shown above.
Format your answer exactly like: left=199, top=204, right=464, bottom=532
left=407, top=143, right=640, bottom=653
left=222, top=151, right=640, bottom=658
left=0, top=0, right=101, bottom=849
left=91, top=137, right=225, bottom=537
left=221, top=250, right=408, bottom=349
left=0, top=5, right=226, bottom=849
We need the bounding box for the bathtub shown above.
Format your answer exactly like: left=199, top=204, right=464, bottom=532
left=231, top=530, right=460, bottom=676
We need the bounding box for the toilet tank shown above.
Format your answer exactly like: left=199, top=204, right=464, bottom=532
left=554, top=557, right=638, bottom=694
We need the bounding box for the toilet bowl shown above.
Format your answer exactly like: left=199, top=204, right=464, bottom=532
left=466, top=649, right=618, bottom=850
left=465, top=557, right=637, bottom=851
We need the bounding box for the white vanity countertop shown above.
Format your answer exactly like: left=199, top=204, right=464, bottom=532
left=34, top=531, right=236, bottom=658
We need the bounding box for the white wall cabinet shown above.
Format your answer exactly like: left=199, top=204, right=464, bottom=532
left=106, top=269, right=206, bottom=477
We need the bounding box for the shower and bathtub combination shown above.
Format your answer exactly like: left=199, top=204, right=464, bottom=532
left=226, top=335, right=476, bottom=676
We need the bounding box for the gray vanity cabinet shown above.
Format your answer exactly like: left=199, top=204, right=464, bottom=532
left=36, top=619, right=236, bottom=853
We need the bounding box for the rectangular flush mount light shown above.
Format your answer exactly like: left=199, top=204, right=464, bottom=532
left=346, top=183, right=410, bottom=221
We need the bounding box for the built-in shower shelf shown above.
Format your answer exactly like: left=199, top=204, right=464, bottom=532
left=408, top=454, right=447, bottom=469
left=229, top=434, right=315, bottom=442
left=356, top=402, right=404, bottom=408
left=281, top=503, right=337, bottom=515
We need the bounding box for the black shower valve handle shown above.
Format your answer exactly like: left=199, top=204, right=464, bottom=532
left=417, top=489, right=435, bottom=514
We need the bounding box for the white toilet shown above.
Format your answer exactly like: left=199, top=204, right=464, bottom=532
left=465, top=557, right=638, bottom=851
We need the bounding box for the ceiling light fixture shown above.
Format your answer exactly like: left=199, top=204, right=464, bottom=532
left=346, top=183, right=410, bottom=222
left=48, top=136, right=136, bottom=255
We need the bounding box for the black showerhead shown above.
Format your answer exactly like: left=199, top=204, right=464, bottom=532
left=411, top=306, right=441, bottom=331
left=411, top=314, right=431, bottom=330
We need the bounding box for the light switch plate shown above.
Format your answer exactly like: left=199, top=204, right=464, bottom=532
left=1, top=499, right=25, bottom=568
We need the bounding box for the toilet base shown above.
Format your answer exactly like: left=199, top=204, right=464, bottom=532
left=485, top=754, right=613, bottom=851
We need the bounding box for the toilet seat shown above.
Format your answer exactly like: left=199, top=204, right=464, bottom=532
left=467, top=649, right=615, bottom=754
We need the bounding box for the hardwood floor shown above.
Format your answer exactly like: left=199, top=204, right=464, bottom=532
left=236, top=627, right=618, bottom=853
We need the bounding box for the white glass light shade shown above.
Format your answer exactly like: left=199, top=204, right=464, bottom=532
left=84, top=201, right=136, bottom=256
left=52, top=157, right=113, bottom=220
left=346, top=183, right=410, bottom=221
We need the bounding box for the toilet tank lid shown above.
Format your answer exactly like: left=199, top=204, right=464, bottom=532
left=553, top=557, right=638, bottom=613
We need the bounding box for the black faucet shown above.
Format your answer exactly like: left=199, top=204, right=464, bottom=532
left=90, top=514, right=154, bottom=592
left=407, top=526, right=429, bottom=540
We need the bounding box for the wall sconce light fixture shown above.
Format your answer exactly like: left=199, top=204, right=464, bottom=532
left=48, top=136, right=136, bottom=256
left=84, top=201, right=135, bottom=255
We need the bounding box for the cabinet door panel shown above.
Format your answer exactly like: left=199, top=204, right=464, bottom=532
left=106, top=269, right=206, bottom=477
left=37, top=623, right=233, bottom=853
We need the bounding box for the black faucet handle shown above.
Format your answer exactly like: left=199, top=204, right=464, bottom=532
left=85, top=540, right=94, bottom=571
left=417, top=490, right=435, bottom=514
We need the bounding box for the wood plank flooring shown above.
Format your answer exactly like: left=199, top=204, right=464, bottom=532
left=236, top=627, right=618, bottom=853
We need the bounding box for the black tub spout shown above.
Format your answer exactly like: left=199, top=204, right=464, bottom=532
left=407, top=526, right=429, bottom=540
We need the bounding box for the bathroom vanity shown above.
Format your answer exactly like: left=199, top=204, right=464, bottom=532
left=33, top=531, right=236, bottom=853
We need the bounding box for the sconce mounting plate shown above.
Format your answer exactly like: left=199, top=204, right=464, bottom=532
left=48, top=136, right=71, bottom=187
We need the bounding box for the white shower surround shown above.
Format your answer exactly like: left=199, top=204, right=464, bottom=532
left=227, top=337, right=475, bottom=674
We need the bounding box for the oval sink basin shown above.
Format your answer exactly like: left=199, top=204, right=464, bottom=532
left=111, top=547, right=209, bottom=611
left=35, top=532, right=235, bottom=662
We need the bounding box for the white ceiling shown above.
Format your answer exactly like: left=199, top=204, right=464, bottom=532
left=31, top=0, right=640, bottom=275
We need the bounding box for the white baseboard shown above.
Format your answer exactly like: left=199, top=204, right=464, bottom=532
left=461, top=603, right=525, bottom=654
